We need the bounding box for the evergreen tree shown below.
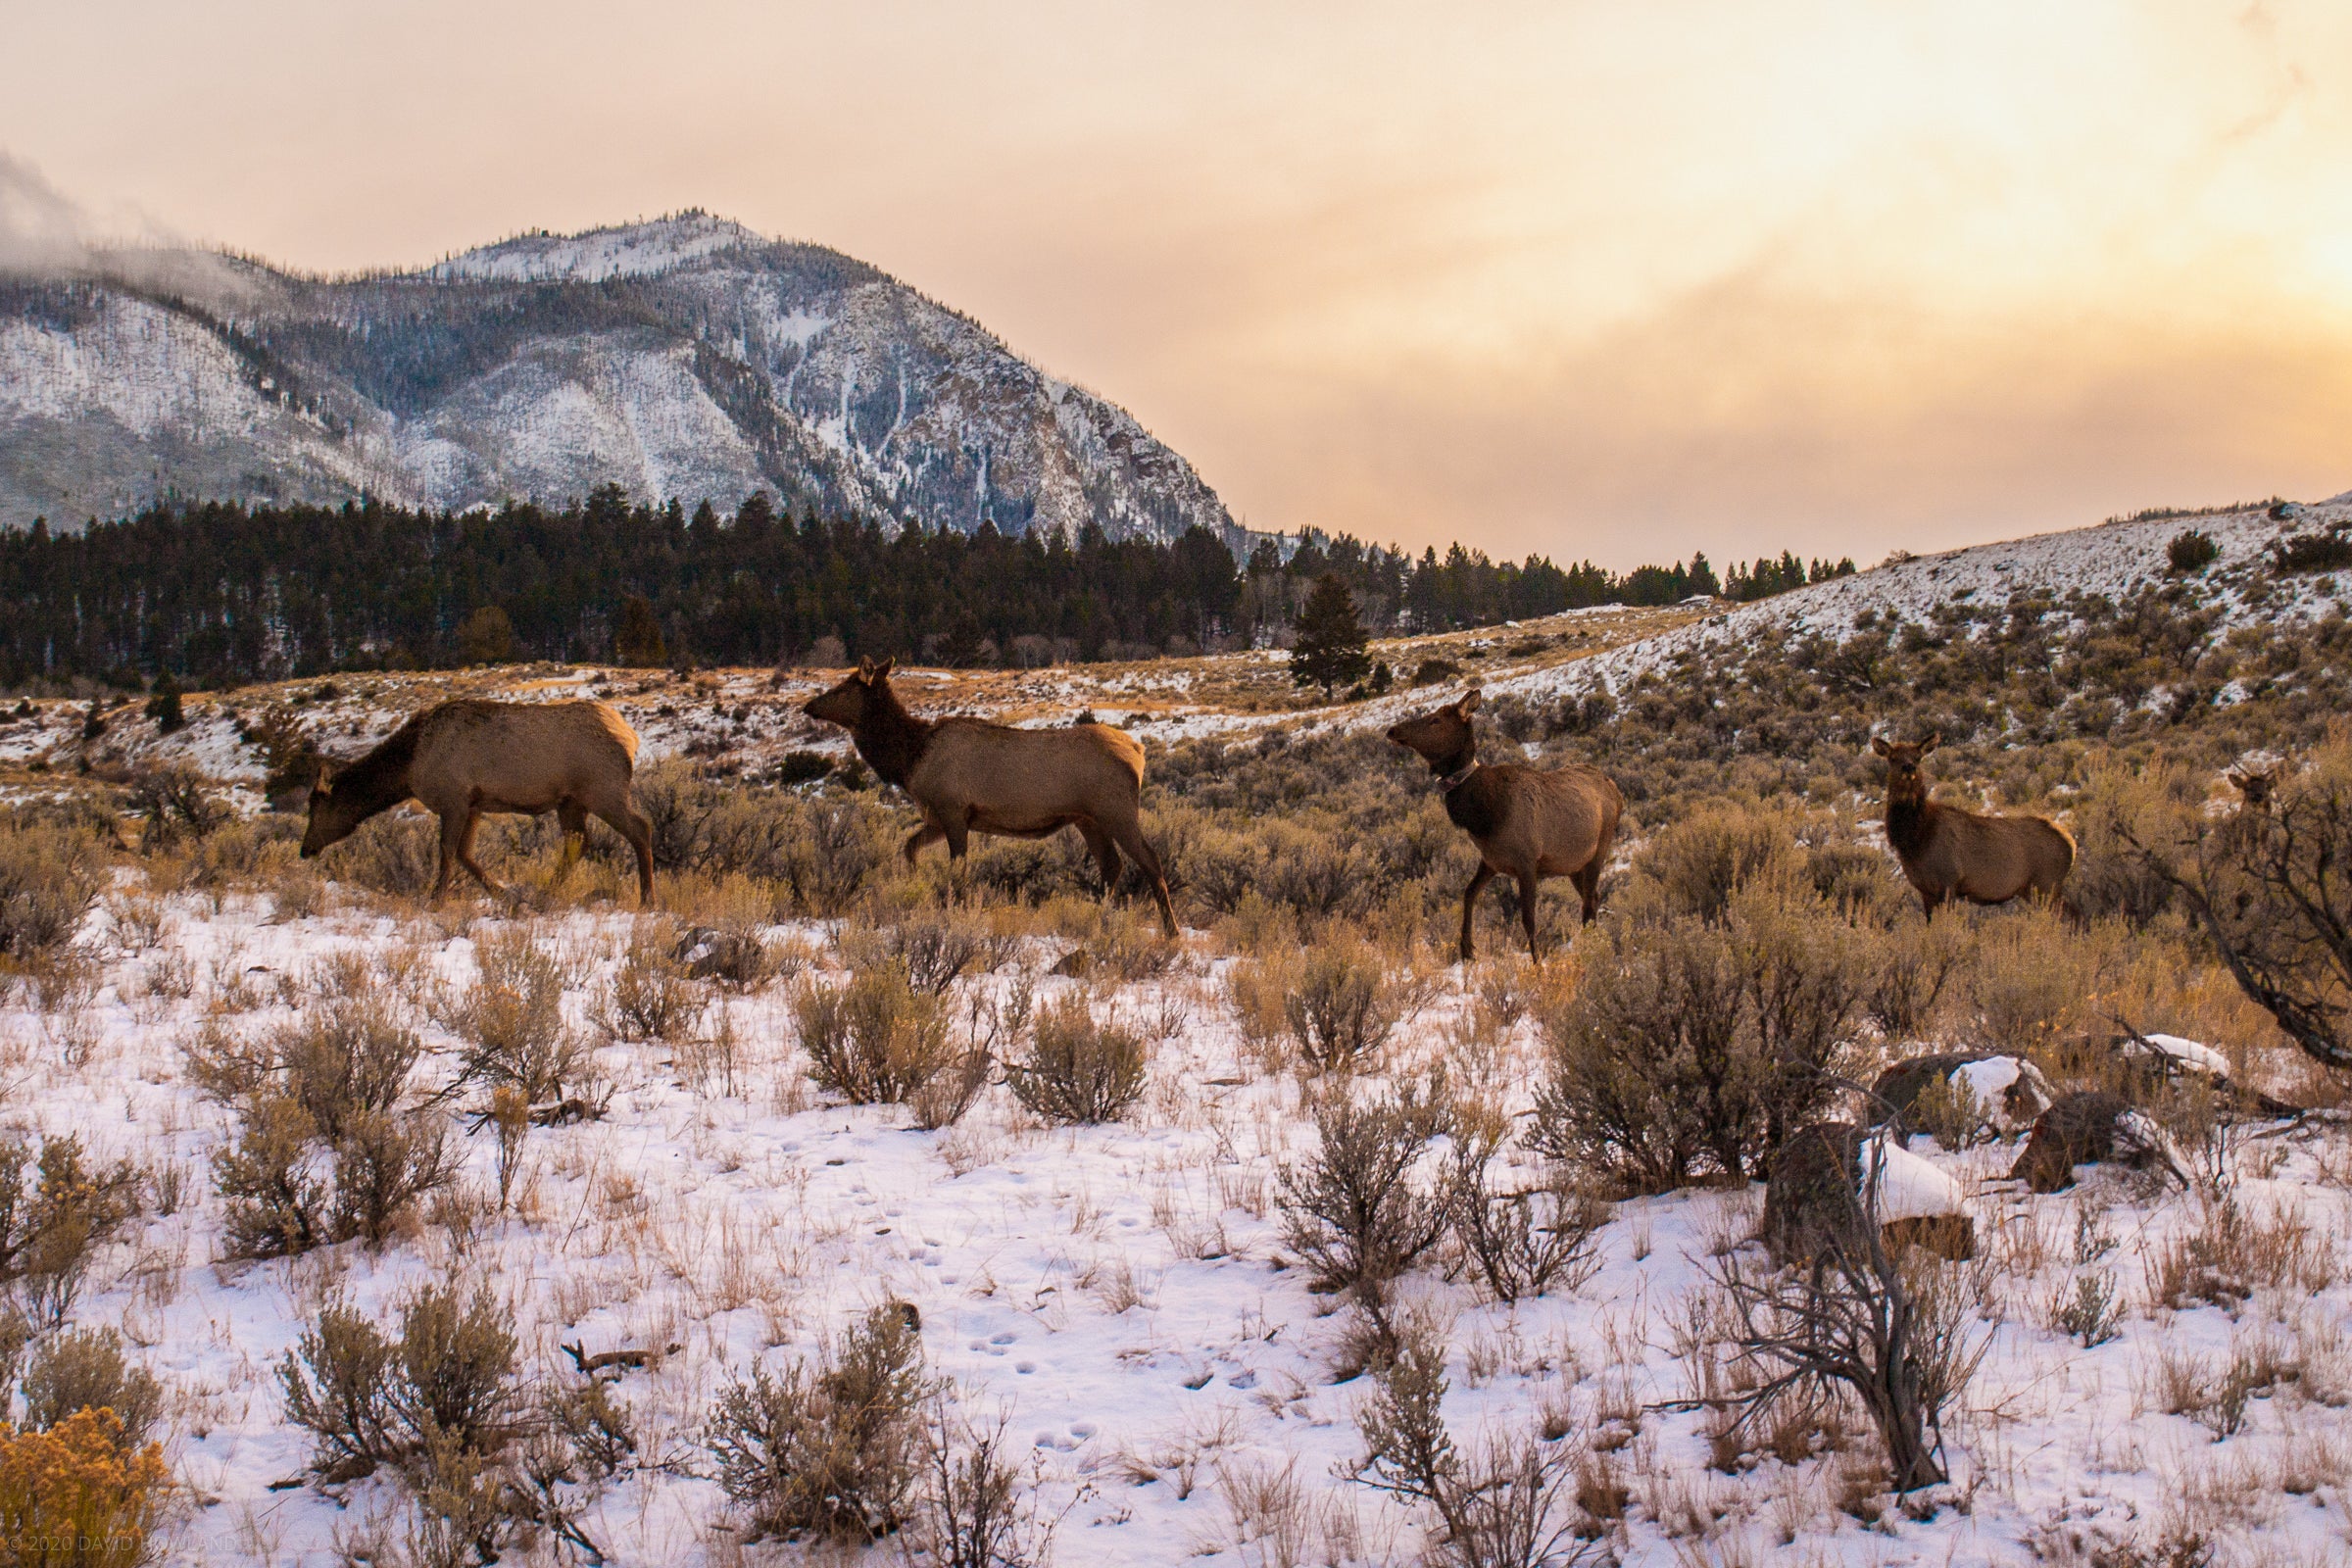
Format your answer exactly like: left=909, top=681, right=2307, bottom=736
left=459, top=606, right=515, bottom=665
left=144, top=672, right=184, bottom=735
left=613, top=595, right=665, bottom=667
left=1290, top=573, right=1372, bottom=699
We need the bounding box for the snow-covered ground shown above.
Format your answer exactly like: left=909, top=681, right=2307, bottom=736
left=17, top=887, right=2352, bottom=1566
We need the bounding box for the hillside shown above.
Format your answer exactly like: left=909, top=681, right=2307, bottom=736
left=0, top=214, right=1242, bottom=544
left=0, top=498, right=2350, bottom=1567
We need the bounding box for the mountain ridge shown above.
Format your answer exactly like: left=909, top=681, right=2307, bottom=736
left=0, top=212, right=1244, bottom=547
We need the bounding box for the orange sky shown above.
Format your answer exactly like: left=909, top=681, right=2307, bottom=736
left=4, top=1, right=2349, bottom=567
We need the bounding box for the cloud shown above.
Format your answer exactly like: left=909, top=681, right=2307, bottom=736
left=0, top=151, right=95, bottom=273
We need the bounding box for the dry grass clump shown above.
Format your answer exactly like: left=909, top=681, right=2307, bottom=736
left=1004, top=995, right=1147, bottom=1125
left=794, top=963, right=956, bottom=1105
left=705, top=1305, right=928, bottom=1544
left=0, top=817, right=104, bottom=960
left=1962, top=907, right=2121, bottom=1058
left=634, top=763, right=887, bottom=914
left=2143, top=1196, right=2328, bottom=1311
left=0, top=1406, right=169, bottom=1568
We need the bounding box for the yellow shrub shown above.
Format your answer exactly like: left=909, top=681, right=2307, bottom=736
left=0, top=1407, right=168, bottom=1567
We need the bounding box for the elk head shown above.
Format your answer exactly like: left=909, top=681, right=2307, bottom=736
left=298, top=758, right=360, bottom=858
left=1387, top=688, right=1481, bottom=766
left=1871, top=733, right=1939, bottom=806
left=803, top=657, right=896, bottom=729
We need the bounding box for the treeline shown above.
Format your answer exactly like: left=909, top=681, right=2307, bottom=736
left=0, top=489, right=1852, bottom=686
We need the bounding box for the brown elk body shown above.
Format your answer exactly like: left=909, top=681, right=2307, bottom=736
left=804, top=660, right=1178, bottom=937
left=1386, top=689, right=1622, bottom=960
left=299, top=700, right=655, bottom=904
left=1872, top=735, right=2074, bottom=920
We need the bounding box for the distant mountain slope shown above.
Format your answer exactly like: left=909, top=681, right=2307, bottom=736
left=0, top=214, right=1243, bottom=545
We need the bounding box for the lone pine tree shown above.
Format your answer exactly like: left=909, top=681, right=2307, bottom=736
left=1291, top=572, right=1373, bottom=699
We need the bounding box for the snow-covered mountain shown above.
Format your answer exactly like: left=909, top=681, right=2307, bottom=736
left=0, top=213, right=1243, bottom=544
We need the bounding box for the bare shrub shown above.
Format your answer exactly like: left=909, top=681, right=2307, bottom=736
left=0, top=1137, right=139, bottom=1326
left=274, top=998, right=423, bottom=1143
left=1864, top=916, right=1967, bottom=1041
left=1282, top=935, right=1404, bottom=1072
left=1353, top=1326, right=1597, bottom=1568
left=1530, top=878, right=1869, bottom=1190
left=917, top=1396, right=1055, bottom=1568
left=1279, top=1079, right=1454, bottom=1347
left=603, top=922, right=701, bottom=1044
left=124, top=760, right=228, bottom=850
left=21, top=1326, right=164, bottom=1446
left=1713, top=1214, right=1988, bottom=1494
left=706, top=1305, right=928, bottom=1544
left=448, top=930, right=598, bottom=1109
left=794, top=963, right=955, bottom=1104
left=1446, top=1127, right=1607, bottom=1303
left=2124, top=738, right=2352, bottom=1070
left=853, top=911, right=1018, bottom=997
left=1004, top=995, right=1147, bottom=1125
left=279, top=1282, right=527, bottom=1483
left=0, top=818, right=103, bottom=958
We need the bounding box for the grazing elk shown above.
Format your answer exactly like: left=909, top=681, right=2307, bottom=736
left=299, top=700, right=655, bottom=904
left=804, top=659, right=1178, bottom=937
left=1872, top=734, right=2074, bottom=921
left=1386, top=688, right=1621, bottom=961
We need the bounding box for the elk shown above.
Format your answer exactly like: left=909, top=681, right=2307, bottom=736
left=1386, top=688, right=1621, bottom=960
left=804, top=659, right=1177, bottom=937
left=299, top=700, right=655, bottom=904
left=2227, top=765, right=2276, bottom=811
left=1872, top=735, right=2073, bottom=920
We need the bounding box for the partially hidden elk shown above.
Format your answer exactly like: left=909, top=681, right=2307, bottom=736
left=1872, top=735, right=2075, bottom=920
left=299, top=700, right=655, bottom=904
left=2009, top=1092, right=2190, bottom=1195
left=804, top=659, right=1178, bottom=938
left=1386, top=688, right=1622, bottom=961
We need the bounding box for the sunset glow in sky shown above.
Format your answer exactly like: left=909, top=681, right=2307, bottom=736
left=5, top=1, right=2349, bottom=566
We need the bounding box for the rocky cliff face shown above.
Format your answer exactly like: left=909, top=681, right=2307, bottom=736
left=0, top=213, right=1242, bottom=544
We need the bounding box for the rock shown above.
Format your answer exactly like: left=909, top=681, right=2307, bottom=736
left=1869, top=1053, right=2055, bottom=1140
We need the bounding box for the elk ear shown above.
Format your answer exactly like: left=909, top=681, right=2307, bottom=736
left=2228, top=770, right=2249, bottom=790
left=872, top=657, right=895, bottom=680
left=1923, top=732, right=1941, bottom=754
left=855, top=657, right=875, bottom=681
left=1871, top=736, right=1891, bottom=757
left=1456, top=688, right=1483, bottom=716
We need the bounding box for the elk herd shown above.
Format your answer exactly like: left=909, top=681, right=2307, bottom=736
left=293, top=658, right=2088, bottom=956
left=283, top=659, right=2289, bottom=1250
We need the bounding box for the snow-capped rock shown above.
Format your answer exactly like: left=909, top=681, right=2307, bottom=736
left=0, top=214, right=1243, bottom=547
